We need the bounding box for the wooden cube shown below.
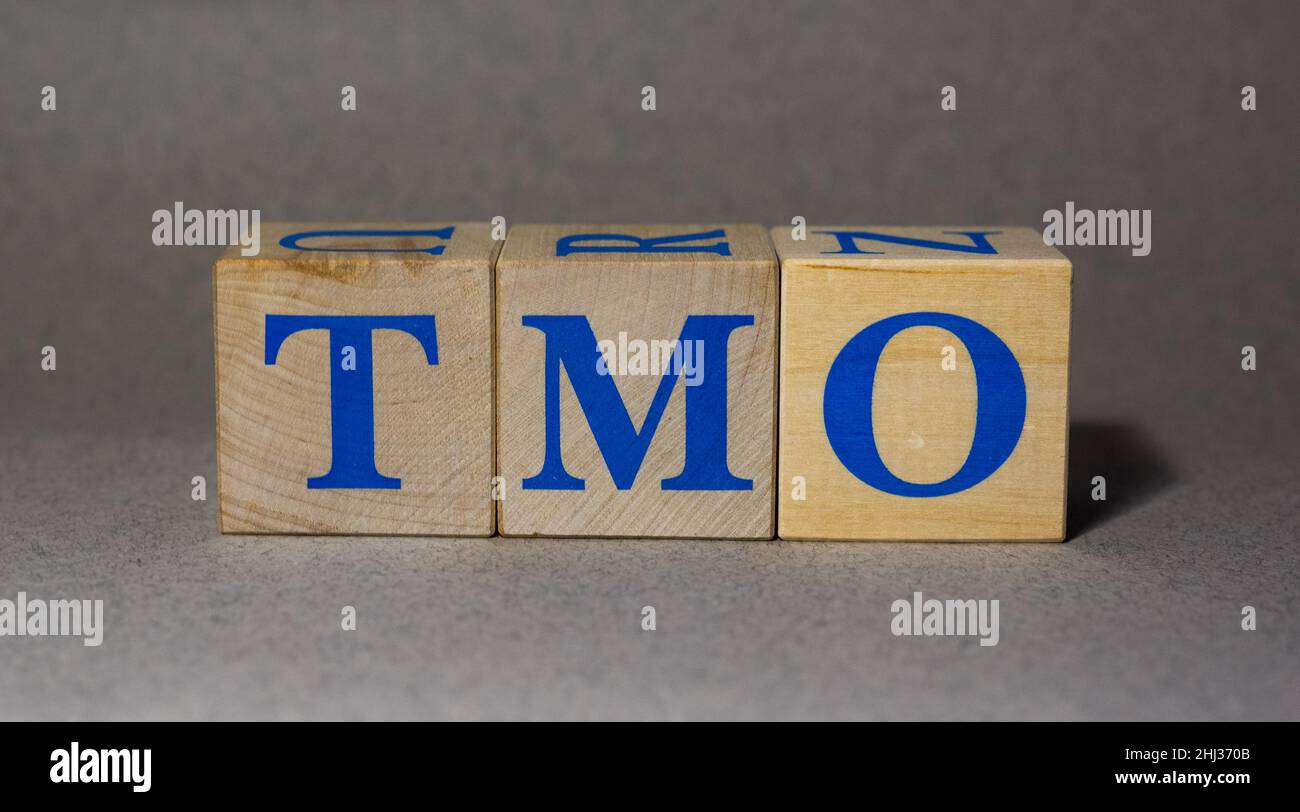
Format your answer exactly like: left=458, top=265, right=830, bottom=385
left=213, top=223, right=498, bottom=535
left=496, top=225, right=777, bottom=538
left=772, top=226, right=1071, bottom=541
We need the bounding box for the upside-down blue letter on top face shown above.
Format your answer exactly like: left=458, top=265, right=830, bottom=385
left=521, top=314, right=754, bottom=491
left=279, top=226, right=455, bottom=255
left=822, top=312, right=1026, bottom=497
left=812, top=229, right=1001, bottom=255
left=264, top=315, right=439, bottom=489
left=555, top=229, right=731, bottom=256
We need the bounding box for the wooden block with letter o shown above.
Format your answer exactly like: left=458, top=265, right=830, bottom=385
left=213, top=223, right=498, bottom=535
left=496, top=225, right=778, bottom=538
left=772, top=226, right=1071, bottom=541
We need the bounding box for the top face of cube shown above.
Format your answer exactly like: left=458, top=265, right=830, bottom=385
left=217, top=222, right=500, bottom=268
left=770, top=226, right=1069, bottom=268
left=498, top=224, right=776, bottom=266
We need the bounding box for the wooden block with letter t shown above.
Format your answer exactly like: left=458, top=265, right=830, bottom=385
left=772, top=226, right=1071, bottom=541
left=495, top=225, right=778, bottom=538
left=213, top=223, right=498, bottom=535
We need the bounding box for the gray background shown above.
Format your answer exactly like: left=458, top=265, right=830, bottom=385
left=0, top=0, right=1296, bottom=719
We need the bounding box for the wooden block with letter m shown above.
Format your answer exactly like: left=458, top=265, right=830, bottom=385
left=772, top=226, right=1071, bottom=541
left=213, top=223, right=498, bottom=535
left=496, top=225, right=778, bottom=538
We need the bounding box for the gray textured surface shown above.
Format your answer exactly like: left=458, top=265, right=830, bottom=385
left=0, top=1, right=1297, bottom=720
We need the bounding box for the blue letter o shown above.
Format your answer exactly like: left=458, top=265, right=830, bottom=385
left=822, top=312, right=1026, bottom=497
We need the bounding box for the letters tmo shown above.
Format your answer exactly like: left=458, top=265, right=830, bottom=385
left=263, top=226, right=1029, bottom=499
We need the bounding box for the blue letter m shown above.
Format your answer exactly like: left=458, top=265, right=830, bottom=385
left=521, top=315, right=754, bottom=491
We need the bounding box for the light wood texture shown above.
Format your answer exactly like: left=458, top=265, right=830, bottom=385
left=772, top=226, right=1071, bottom=541
left=496, top=225, right=777, bottom=538
left=213, top=222, right=498, bottom=535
